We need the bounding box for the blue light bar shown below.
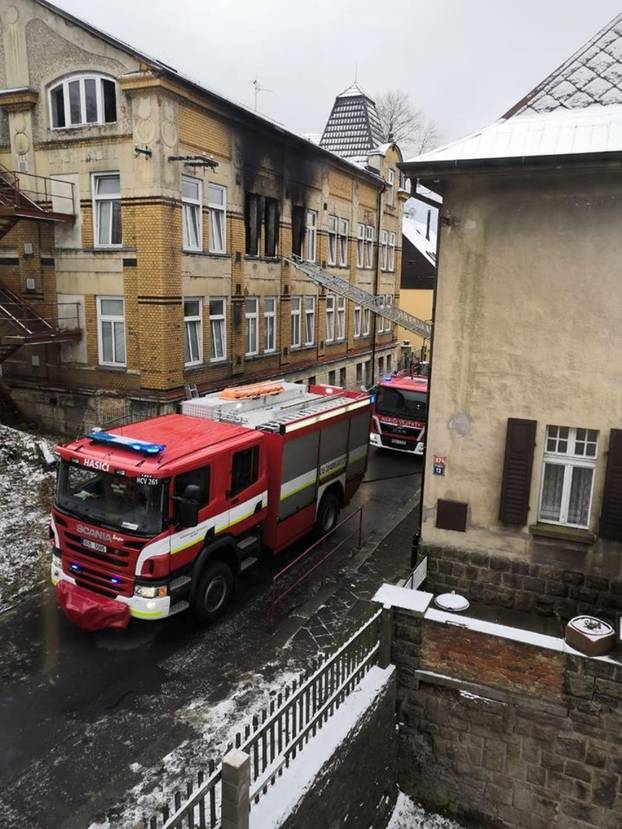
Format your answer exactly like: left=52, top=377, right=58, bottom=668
left=87, top=431, right=166, bottom=456
left=384, top=374, right=393, bottom=381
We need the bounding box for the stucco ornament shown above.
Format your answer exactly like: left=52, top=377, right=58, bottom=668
left=5, top=5, right=19, bottom=24
left=13, top=131, right=30, bottom=155
left=449, top=412, right=470, bottom=437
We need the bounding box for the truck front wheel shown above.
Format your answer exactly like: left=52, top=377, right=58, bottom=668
left=192, top=560, right=234, bottom=624
left=316, top=491, right=340, bottom=535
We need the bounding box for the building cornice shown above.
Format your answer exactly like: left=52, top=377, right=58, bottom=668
left=0, top=87, right=39, bottom=113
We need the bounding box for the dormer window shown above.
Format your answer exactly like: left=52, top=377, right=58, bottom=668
left=49, top=74, right=117, bottom=129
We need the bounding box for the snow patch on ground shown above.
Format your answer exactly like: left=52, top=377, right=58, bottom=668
left=0, top=424, right=55, bottom=611
left=387, top=790, right=466, bottom=829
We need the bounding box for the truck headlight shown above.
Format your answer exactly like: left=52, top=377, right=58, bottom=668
left=135, top=584, right=167, bottom=599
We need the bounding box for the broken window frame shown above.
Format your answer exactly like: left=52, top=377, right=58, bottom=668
left=208, top=183, right=226, bottom=254
left=182, top=175, right=203, bottom=252
left=264, top=198, right=280, bottom=258
left=292, top=206, right=305, bottom=258
left=245, top=193, right=261, bottom=256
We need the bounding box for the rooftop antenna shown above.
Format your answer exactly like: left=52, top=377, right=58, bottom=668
left=251, top=79, right=273, bottom=111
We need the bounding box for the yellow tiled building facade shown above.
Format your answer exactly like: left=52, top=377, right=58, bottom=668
left=0, top=0, right=404, bottom=432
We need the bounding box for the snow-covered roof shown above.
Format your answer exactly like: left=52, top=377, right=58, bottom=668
left=506, top=12, right=622, bottom=117
left=320, top=84, right=386, bottom=159
left=406, top=104, right=622, bottom=165
left=402, top=216, right=436, bottom=265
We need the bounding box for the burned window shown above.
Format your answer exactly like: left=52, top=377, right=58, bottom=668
left=264, top=198, right=279, bottom=257
left=292, top=206, right=305, bottom=257
left=245, top=193, right=261, bottom=256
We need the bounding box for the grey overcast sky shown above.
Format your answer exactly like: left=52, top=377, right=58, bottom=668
left=52, top=0, right=622, bottom=147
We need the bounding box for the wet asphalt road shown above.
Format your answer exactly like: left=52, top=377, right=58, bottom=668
left=0, top=449, right=421, bottom=829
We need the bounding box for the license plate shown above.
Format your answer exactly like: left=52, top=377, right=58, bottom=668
left=391, top=439, right=407, bottom=446
left=82, top=538, right=107, bottom=553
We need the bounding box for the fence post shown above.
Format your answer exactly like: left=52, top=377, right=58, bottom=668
left=221, top=749, right=250, bottom=829
left=378, top=603, right=393, bottom=669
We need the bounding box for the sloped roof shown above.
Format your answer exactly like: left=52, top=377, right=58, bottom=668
left=506, top=12, right=622, bottom=117
left=402, top=216, right=436, bottom=265
left=404, top=13, right=622, bottom=169
left=320, top=83, right=386, bottom=158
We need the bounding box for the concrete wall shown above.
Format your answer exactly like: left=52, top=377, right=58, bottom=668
left=251, top=665, right=397, bottom=829
left=421, top=165, right=622, bottom=562
left=380, top=586, right=622, bottom=829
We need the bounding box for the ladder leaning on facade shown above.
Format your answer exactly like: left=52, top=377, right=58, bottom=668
left=283, top=254, right=432, bottom=341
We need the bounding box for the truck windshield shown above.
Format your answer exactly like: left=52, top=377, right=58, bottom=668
left=376, top=386, right=427, bottom=420
left=56, top=461, right=165, bottom=536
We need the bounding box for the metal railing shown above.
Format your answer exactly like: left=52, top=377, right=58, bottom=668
left=0, top=295, right=81, bottom=339
left=271, top=507, right=363, bottom=630
left=0, top=164, right=75, bottom=215
left=146, top=608, right=383, bottom=829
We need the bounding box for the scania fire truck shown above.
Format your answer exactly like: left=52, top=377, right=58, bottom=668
left=50, top=381, right=370, bottom=630
left=369, top=373, right=428, bottom=455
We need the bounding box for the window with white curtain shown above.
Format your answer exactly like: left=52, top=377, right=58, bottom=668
left=209, top=298, right=226, bottom=361
left=245, top=297, right=259, bottom=356
left=96, top=296, right=126, bottom=366
left=304, top=296, right=316, bottom=345
left=182, top=176, right=202, bottom=251
left=208, top=184, right=226, bottom=253
left=183, top=298, right=203, bottom=366
left=92, top=173, right=121, bottom=247
left=264, top=297, right=277, bottom=352
left=291, top=296, right=301, bottom=348
left=539, top=425, right=598, bottom=528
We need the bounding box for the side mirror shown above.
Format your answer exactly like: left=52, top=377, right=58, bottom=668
left=173, top=483, right=201, bottom=528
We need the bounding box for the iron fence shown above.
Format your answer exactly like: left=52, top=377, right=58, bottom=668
left=145, top=607, right=382, bottom=828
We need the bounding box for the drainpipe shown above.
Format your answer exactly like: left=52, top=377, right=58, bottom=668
left=369, top=182, right=385, bottom=387
left=412, top=181, right=441, bottom=567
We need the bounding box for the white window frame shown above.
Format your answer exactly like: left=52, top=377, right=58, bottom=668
left=363, top=307, right=370, bottom=336
left=182, top=175, right=203, bottom=252
left=327, top=215, right=337, bottom=266
left=354, top=305, right=362, bottom=338
left=377, top=296, right=385, bottom=333
left=538, top=426, right=599, bottom=529
left=207, top=183, right=226, bottom=253
left=183, top=297, right=203, bottom=367
left=92, top=172, right=122, bottom=248
left=338, top=218, right=349, bottom=266
left=388, top=232, right=396, bottom=271
left=209, top=297, right=226, bottom=362
left=387, top=168, right=395, bottom=207
left=245, top=297, right=259, bottom=356
left=365, top=225, right=374, bottom=269
left=291, top=296, right=302, bottom=349
left=357, top=223, right=365, bottom=268
left=49, top=74, right=117, bottom=130
left=305, top=209, right=317, bottom=262
left=336, top=296, right=346, bottom=340
left=96, top=296, right=126, bottom=367
left=380, top=229, right=388, bottom=270
left=386, top=294, right=394, bottom=334
left=325, top=294, right=335, bottom=343
left=304, top=296, right=316, bottom=346
left=264, top=296, right=277, bottom=353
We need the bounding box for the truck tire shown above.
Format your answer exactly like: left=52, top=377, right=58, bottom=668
left=316, top=491, right=340, bottom=535
left=192, top=560, right=234, bottom=624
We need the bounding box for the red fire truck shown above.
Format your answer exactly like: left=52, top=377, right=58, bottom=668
left=369, top=372, right=428, bottom=455
left=50, top=381, right=370, bottom=630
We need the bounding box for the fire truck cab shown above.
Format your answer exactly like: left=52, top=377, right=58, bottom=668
left=369, top=372, right=428, bottom=455
left=51, top=382, right=370, bottom=630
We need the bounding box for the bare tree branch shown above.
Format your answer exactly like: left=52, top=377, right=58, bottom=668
left=376, top=89, right=441, bottom=156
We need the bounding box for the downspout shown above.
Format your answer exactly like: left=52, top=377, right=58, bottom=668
left=412, top=180, right=441, bottom=566
left=370, top=181, right=385, bottom=387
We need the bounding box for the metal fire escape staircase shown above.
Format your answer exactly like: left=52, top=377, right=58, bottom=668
left=0, top=165, right=79, bottom=364
left=284, top=255, right=432, bottom=340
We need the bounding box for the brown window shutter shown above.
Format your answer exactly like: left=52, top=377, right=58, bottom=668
left=599, top=429, right=622, bottom=540
left=499, top=418, right=537, bottom=525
